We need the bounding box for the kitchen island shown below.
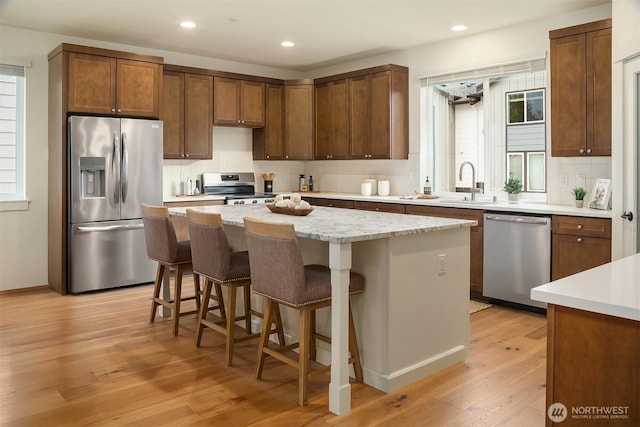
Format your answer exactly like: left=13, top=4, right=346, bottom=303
left=531, top=253, right=640, bottom=426
left=170, top=203, right=475, bottom=415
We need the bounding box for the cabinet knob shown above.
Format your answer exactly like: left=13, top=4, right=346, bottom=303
left=375, top=208, right=380, bottom=211
left=111, top=109, right=116, bottom=112
left=579, top=149, right=585, bottom=154
left=587, top=148, right=592, bottom=154
left=577, top=238, right=583, bottom=243
left=329, top=204, right=334, bottom=207
left=266, top=155, right=270, bottom=159
left=185, top=154, right=189, bottom=158
left=577, top=224, right=583, bottom=230
left=117, top=109, right=122, bottom=113
left=285, top=155, right=289, bottom=159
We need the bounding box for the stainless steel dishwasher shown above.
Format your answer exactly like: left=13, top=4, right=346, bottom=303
left=483, top=212, right=551, bottom=309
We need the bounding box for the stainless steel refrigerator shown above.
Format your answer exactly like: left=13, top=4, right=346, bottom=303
left=68, top=116, right=163, bottom=293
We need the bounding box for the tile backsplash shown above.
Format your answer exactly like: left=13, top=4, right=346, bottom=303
left=163, top=127, right=611, bottom=205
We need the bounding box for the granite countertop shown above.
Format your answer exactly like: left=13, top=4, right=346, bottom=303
left=164, top=194, right=226, bottom=203
left=168, top=203, right=475, bottom=244
left=531, top=253, right=640, bottom=321
left=293, top=192, right=613, bottom=219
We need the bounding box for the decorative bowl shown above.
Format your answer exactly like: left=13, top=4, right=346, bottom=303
left=266, top=203, right=314, bottom=216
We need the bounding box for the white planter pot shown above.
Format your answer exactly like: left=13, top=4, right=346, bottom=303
left=507, top=193, right=519, bottom=203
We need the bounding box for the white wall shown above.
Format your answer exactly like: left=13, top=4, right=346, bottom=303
left=0, top=2, right=615, bottom=290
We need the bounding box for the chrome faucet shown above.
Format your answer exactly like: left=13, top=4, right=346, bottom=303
left=458, top=161, right=476, bottom=201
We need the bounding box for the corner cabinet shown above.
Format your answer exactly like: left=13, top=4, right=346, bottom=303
left=162, top=69, right=213, bottom=159
left=213, top=77, right=265, bottom=127
left=314, top=79, right=349, bottom=160
left=67, top=49, right=161, bottom=118
left=550, top=19, right=612, bottom=157
left=551, top=215, right=611, bottom=280
left=350, top=67, right=408, bottom=160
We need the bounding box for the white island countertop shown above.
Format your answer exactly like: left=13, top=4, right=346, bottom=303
left=168, top=203, right=476, bottom=243
left=531, top=252, right=640, bottom=321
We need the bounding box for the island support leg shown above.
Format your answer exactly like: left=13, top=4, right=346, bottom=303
left=328, top=241, right=352, bottom=415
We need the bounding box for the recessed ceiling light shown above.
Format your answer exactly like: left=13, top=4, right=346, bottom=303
left=180, top=21, right=196, bottom=29
left=281, top=41, right=295, bottom=47
left=451, top=25, right=467, bottom=32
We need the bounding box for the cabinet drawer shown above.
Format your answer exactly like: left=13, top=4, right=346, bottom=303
left=310, top=198, right=354, bottom=209
left=354, top=201, right=406, bottom=214
left=552, top=215, right=611, bottom=238
left=405, top=205, right=483, bottom=227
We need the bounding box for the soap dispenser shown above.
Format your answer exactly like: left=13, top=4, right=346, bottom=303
left=298, top=174, right=306, bottom=191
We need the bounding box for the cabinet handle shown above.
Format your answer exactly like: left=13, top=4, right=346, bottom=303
left=577, top=224, right=583, bottom=230
left=375, top=208, right=380, bottom=211
left=587, top=148, right=592, bottom=154
left=579, top=149, right=585, bottom=154
left=577, top=238, right=583, bottom=243
left=329, top=204, right=334, bottom=207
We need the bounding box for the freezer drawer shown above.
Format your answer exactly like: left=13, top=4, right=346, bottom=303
left=69, top=219, right=156, bottom=293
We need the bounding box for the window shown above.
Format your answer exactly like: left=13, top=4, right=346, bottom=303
left=0, top=64, right=26, bottom=201
left=506, top=88, right=546, bottom=192
left=507, top=89, right=544, bottom=124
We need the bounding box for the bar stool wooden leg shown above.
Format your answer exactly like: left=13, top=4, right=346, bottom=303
left=214, top=282, right=226, bottom=320
left=225, top=285, right=237, bottom=366
left=273, top=304, right=286, bottom=346
left=299, top=306, right=312, bottom=406
left=256, top=299, right=274, bottom=380
left=150, top=263, right=165, bottom=322
left=243, top=285, right=252, bottom=333
left=193, top=273, right=201, bottom=310
left=195, top=279, right=214, bottom=347
left=173, top=265, right=184, bottom=336
left=309, top=310, right=317, bottom=362
left=348, top=302, right=363, bottom=382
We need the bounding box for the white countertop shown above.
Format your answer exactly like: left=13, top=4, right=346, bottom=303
left=531, top=253, right=640, bottom=321
left=168, top=203, right=475, bottom=243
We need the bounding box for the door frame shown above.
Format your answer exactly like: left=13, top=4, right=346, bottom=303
left=612, top=53, right=640, bottom=259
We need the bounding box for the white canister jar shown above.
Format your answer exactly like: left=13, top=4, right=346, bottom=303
left=378, top=180, right=390, bottom=196
left=360, top=182, right=372, bottom=196
left=363, top=178, right=378, bottom=195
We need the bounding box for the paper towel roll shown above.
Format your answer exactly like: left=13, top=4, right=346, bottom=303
left=378, top=180, right=390, bottom=196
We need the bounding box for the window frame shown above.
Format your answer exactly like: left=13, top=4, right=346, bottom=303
left=0, top=65, right=26, bottom=202
left=506, top=88, right=545, bottom=125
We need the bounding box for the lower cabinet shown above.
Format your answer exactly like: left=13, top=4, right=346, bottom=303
left=307, top=198, right=354, bottom=209
left=406, top=205, right=484, bottom=296
left=551, top=215, right=611, bottom=280
left=353, top=201, right=406, bottom=213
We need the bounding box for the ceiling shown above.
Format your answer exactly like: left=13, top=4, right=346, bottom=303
left=0, top=0, right=609, bottom=72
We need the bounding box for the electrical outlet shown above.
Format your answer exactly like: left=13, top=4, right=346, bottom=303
left=576, top=174, right=586, bottom=187
left=562, top=175, right=568, bottom=186
left=438, top=254, right=446, bottom=275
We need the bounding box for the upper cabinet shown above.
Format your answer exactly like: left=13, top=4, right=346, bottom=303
left=550, top=19, right=612, bottom=157
left=314, top=79, right=349, bottom=160
left=213, top=77, right=265, bottom=127
left=162, top=69, right=213, bottom=160
left=349, top=67, right=408, bottom=160
left=67, top=50, right=161, bottom=118
left=283, top=81, right=314, bottom=160
left=253, top=83, right=284, bottom=160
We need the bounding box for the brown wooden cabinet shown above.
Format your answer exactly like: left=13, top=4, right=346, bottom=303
left=405, top=205, right=484, bottom=296
left=314, top=79, right=349, bottom=160
left=353, top=200, right=406, bottom=214
left=551, top=215, right=611, bottom=280
left=283, top=81, right=314, bottom=160
left=550, top=19, right=611, bottom=157
left=213, top=77, right=265, bottom=127
left=350, top=68, right=408, bottom=160
left=68, top=51, right=161, bottom=118
left=253, top=83, right=284, bottom=160
left=162, top=70, right=213, bottom=159
left=308, top=198, right=354, bottom=209
left=545, top=304, right=639, bottom=426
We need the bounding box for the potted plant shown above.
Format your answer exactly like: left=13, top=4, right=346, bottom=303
left=503, top=174, right=523, bottom=202
left=571, top=186, right=587, bottom=208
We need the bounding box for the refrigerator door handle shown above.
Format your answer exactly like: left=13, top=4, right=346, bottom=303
left=113, top=132, right=121, bottom=204
left=121, top=133, right=129, bottom=203
left=77, top=224, right=145, bottom=232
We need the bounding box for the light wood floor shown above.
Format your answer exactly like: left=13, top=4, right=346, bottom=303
left=0, top=283, right=548, bottom=426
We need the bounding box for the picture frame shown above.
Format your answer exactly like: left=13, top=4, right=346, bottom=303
left=588, top=178, right=612, bottom=210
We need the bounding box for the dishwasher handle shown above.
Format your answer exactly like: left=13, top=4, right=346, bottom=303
left=485, top=214, right=549, bottom=225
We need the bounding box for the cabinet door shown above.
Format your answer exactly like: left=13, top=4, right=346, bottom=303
left=68, top=52, right=116, bottom=115
left=116, top=59, right=161, bottom=117
left=184, top=74, right=213, bottom=159
left=240, top=80, right=265, bottom=126
left=315, top=80, right=350, bottom=160
left=550, top=33, right=587, bottom=156
left=370, top=71, right=392, bottom=159
left=213, top=77, right=239, bottom=125
left=284, top=84, right=313, bottom=160
left=162, top=71, right=184, bottom=159
left=586, top=28, right=612, bottom=156
left=253, top=83, right=284, bottom=159
left=349, top=75, right=370, bottom=159
left=551, top=235, right=611, bottom=280
left=314, top=82, right=333, bottom=159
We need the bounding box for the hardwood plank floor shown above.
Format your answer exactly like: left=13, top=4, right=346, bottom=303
left=0, top=283, right=547, bottom=426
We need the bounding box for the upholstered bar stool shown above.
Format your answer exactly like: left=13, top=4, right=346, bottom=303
left=141, top=204, right=201, bottom=336
left=243, top=217, right=364, bottom=406
left=187, top=209, right=285, bottom=366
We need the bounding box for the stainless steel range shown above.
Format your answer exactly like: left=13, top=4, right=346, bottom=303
left=201, top=172, right=276, bottom=204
